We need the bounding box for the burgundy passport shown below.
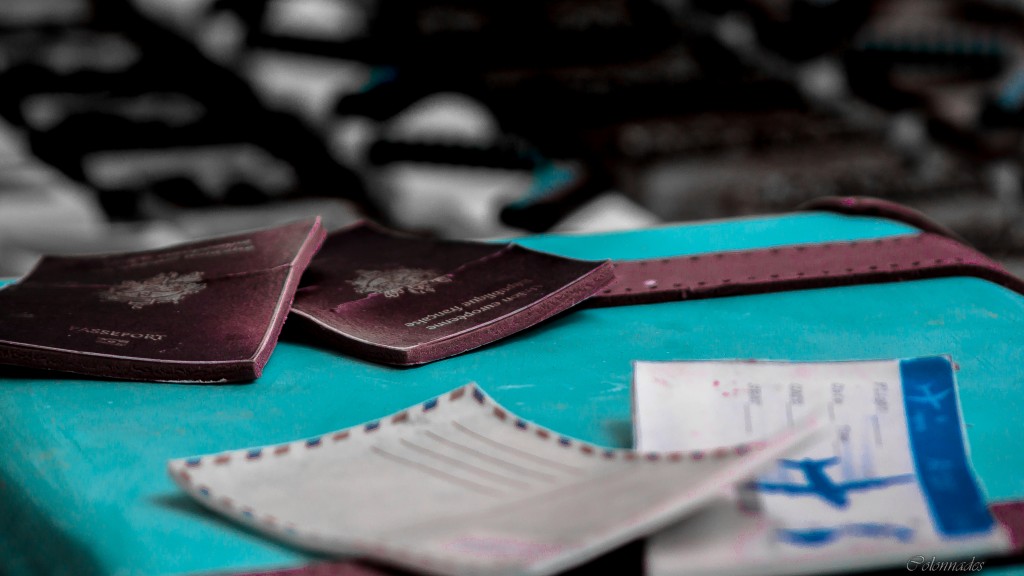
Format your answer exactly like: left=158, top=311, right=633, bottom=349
left=0, top=218, right=325, bottom=382
left=291, top=222, right=614, bottom=365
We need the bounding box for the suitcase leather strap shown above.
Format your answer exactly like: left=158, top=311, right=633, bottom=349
left=590, top=197, right=1022, bottom=307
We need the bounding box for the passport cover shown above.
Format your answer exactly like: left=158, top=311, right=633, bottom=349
left=290, top=222, right=614, bottom=365
left=0, top=218, right=325, bottom=382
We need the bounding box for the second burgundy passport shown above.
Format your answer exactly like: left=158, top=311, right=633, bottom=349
left=291, top=222, right=614, bottom=365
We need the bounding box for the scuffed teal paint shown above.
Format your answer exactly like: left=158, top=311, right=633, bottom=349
left=2, top=212, right=1023, bottom=575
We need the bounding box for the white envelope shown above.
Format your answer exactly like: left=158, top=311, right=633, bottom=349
left=170, top=382, right=822, bottom=576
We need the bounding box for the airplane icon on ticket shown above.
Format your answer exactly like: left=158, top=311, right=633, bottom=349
left=755, top=457, right=915, bottom=508
left=905, top=382, right=952, bottom=411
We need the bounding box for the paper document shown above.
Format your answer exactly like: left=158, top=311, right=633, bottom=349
left=633, top=356, right=1009, bottom=576
left=170, top=383, right=821, bottom=576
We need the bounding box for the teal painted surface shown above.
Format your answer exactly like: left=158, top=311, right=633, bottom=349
left=2, top=212, right=1024, bottom=575
left=507, top=162, right=577, bottom=209
left=510, top=212, right=918, bottom=260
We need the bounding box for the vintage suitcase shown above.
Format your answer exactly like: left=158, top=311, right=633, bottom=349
left=2, top=197, right=1023, bottom=575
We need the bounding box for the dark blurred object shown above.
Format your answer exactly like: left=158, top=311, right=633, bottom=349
left=2, top=0, right=1024, bottom=268
left=0, top=0, right=369, bottom=223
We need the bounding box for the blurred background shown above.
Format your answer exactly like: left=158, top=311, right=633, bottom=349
left=1, top=0, right=1023, bottom=277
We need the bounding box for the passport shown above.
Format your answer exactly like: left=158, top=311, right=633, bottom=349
left=291, top=222, right=614, bottom=365
left=0, top=218, right=325, bottom=382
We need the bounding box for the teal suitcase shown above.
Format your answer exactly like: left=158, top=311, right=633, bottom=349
left=2, top=199, right=1023, bottom=575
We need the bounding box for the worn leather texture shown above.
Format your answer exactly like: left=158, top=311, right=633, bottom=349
left=594, top=232, right=1024, bottom=306
left=800, top=195, right=968, bottom=243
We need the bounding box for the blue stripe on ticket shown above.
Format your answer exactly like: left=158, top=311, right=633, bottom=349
left=901, top=356, right=994, bottom=537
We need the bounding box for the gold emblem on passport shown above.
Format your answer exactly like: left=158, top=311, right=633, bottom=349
left=101, top=271, right=206, bottom=310
left=346, top=268, right=450, bottom=298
